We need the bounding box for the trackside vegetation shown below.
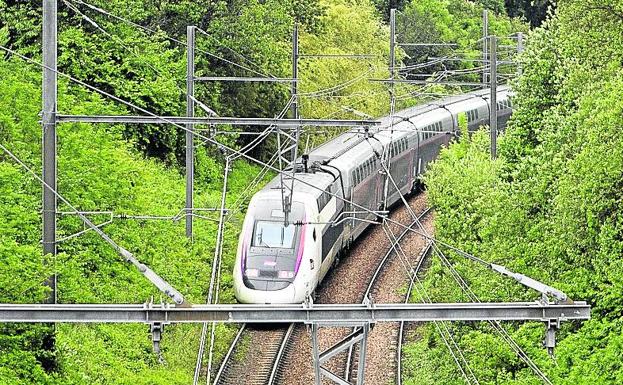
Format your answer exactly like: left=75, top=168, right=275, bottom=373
left=404, top=0, right=623, bottom=384
left=1, top=0, right=598, bottom=383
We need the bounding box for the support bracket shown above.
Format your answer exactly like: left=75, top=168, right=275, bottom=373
left=310, top=322, right=372, bottom=385
left=543, top=318, right=560, bottom=357
left=149, top=322, right=165, bottom=363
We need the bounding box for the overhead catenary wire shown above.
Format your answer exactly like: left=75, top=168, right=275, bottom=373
left=0, top=42, right=558, bottom=328
left=381, top=223, right=479, bottom=385
left=297, top=66, right=379, bottom=98
left=193, top=26, right=277, bottom=79
left=192, top=96, right=296, bottom=385
left=66, top=0, right=273, bottom=78
left=0, top=142, right=187, bottom=306
left=376, top=153, right=554, bottom=385
left=62, top=0, right=180, bottom=89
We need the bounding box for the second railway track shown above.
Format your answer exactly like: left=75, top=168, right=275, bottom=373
left=214, top=192, right=433, bottom=385
left=277, top=192, right=434, bottom=385
left=344, top=200, right=434, bottom=385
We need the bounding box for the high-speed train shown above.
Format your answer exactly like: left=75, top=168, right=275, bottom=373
left=234, top=87, right=513, bottom=303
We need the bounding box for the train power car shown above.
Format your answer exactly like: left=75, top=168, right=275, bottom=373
left=233, top=87, right=513, bottom=303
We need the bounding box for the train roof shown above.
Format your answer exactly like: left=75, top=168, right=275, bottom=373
left=263, top=171, right=335, bottom=198
left=308, top=86, right=510, bottom=163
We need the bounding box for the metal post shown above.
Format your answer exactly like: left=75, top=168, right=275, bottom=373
left=389, top=9, right=396, bottom=86
left=517, top=32, right=524, bottom=76
left=355, top=323, right=370, bottom=385
left=185, top=26, right=195, bottom=239
left=489, top=35, right=497, bottom=160
left=382, top=8, right=397, bottom=210
left=482, top=10, right=489, bottom=86
left=42, top=0, right=58, bottom=303
left=291, top=23, right=299, bottom=123
left=311, top=323, right=321, bottom=385
left=289, top=23, right=300, bottom=164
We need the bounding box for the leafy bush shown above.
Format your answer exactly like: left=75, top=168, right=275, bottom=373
left=405, top=1, right=623, bottom=383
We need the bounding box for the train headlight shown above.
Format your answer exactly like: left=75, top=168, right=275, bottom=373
left=278, top=270, right=295, bottom=279
left=245, top=268, right=260, bottom=277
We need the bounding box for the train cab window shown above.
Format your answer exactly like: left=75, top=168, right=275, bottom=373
left=253, top=221, right=296, bottom=248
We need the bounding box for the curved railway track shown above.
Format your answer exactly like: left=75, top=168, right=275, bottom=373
left=395, top=241, right=433, bottom=385
left=344, top=207, right=433, bottom=384
left=214, top=193, right=433, bottom=385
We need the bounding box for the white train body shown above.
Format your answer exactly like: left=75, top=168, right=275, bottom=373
left=234, top=87, right=513, bottom=303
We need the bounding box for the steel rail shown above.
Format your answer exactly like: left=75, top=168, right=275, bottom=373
left=267, top=323, right=296, bottom=385
left=212, top=323, right=294, bottom=385
left=397, top=242, right=433, bottom=385
left=345, top=205, right=432, bottom=382
left=212, top=323, right=247, bottom=384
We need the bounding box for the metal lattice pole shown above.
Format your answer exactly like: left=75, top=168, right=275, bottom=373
left=490, top=35, right=497, bottom=160
left=42, top=0, right=58, bottom=303
left=482, top=9, right=489, bottom=86
left=517, top=32, right=524, bottom=76
left=186, top=26, right=196, bottom=239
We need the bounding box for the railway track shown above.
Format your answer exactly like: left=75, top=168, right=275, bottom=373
left=275, top=193, right=433, bottom=385
left=395, top=241, right=433, bottom=385
left=345, top=206, right=433, bottom=384
left=213, top=323, right=294, bottom=385
left=214, top=194, right=432, bottom=385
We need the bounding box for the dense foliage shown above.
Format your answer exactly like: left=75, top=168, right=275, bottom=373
left=403, top=0, right=623, bottom=383
left=0, top=0, right=389, bottom=383
left=0, top=0, right=531, bottom=383
left=0, top=57, right=263, bottom=384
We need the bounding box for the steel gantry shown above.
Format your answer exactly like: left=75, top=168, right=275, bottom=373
left=0, top=301, right=589, bottom=324
left=0, top=300, right=591, bottom=383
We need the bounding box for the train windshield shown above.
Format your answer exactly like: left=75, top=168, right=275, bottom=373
left=252, top=221, right=296, bottom=249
